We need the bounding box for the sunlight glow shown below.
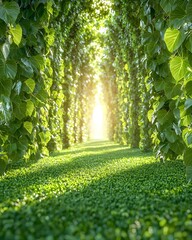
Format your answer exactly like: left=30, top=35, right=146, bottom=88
left=99, top=26, right=108, bottom=34
left=90, top=84, right=107, bottom=140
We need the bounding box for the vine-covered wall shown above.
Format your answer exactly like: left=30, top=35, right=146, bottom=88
left=0, top=0, right=99, bottom=173
left=104, top=0, right=192, bottom=180
left=102, top=0, right=152, bottom=150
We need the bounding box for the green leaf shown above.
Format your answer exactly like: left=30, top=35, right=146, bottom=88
left=184, top=99, right=192, bottom=110
left=186, top=1, right=192, bottom=20
left=156, top=101, right=165, bottom=111
left=164, top=129, right=177, bottom=143
left=154, top=79, right=165, bottom=92
left=0, top=78, right=12, bottom=97
left=24, top=78, right=35, bottom=93
left=185, top=36, right=192, bottom=53
left=0, top=20, right=6, bottom=36
left=147, top=109, right=154, bottom=122
left=1, top=42, right=10, bottom=60
left=146, top=41, right=159, bottom=56
left=181, top=115, right=192, bottom=127
left=14, top=81, right=22, bottom=95
left=173, top=123, right=181, bottom=135
left=13, top=100, right=26, bottom=120
left=160, top=0, right=176, bottom=13
left=183, top=148, right=192, bottom=167
left=39, top=131, right=51, bottom=145
left=124, top=63, right=129, bottom=71
left=0, top=2, right=20, bottom=24
left=170, top=141, right=184, bottom=155
left=170, top=7, right=186, bottom=20
left=9, top=122, right=22, bottom=134
left=186, top=133, right=192, bottom=146
left=30, top=55, right=44, bottom=70
left=10, top=24, right=22, bottom=46
left=157, top=109, right=173, bottom=125
left=156, top=110, right=168, bottom=125
left=164, top=28, right=185, bottom=53
left=20, top=58, right=34, bottom=78
left=185, top=81, right=192, bottom=97
left=164, top=82, right=181, bottom=99
left=26, top=100, right=34, bottom=117
left=23, top=121, right=33, bottom=134
left=169, top=56, right=189, bottom=81
left=0, top=59, right=17, bottom=79
left=0, top=95, right=11, bottom=122
left=46, top=1, right=53, bottom=14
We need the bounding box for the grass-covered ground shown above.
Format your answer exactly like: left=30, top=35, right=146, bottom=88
left=0, top=140, right=192, bottom=240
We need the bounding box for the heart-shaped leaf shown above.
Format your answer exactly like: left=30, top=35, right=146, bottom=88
left=170, top=56, right=189, bottom=81
left=10, top=24, right=22, bottom=46
left=0, top=2, right=20, bottom=24
left=24, top=121, right=33, bottom=134
left=164, top=28, right=185, bottom=52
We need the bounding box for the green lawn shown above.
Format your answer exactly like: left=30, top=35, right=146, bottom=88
left=0, top=140, right=192, bottom=240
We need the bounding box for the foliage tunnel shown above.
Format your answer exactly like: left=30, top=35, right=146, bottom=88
left=0, top=0, right=192, bottom=180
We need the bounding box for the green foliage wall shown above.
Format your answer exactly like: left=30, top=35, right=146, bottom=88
left=0, top=0, right=54, bottom=174
left=103, top=0, right=152, bottom=150
left=104, top=0, right=192, bottom=180
left=0, top=0, right=98, bottom=173
left=142, top=0, right=192, bottom=180
left=103, top=0, right=192, bottom=179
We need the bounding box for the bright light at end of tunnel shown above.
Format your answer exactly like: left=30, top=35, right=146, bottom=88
left=90, top=86, right=107, bottom=140
left=90, top=103, right=106, bottom=140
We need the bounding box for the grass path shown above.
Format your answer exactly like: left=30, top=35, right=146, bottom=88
left=0, top=140, right=192, bottom=240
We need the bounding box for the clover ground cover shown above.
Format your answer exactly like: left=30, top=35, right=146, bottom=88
left=0, top=141, right=192, bottom=239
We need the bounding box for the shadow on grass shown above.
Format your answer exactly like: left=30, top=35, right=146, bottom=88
left=0, top=158, right=191, bottom=239
left=51, top=140, right=128, bottom=157
left=9, top=141, right=125, bottom=170
left=0, top=144, right=152, bottom=204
